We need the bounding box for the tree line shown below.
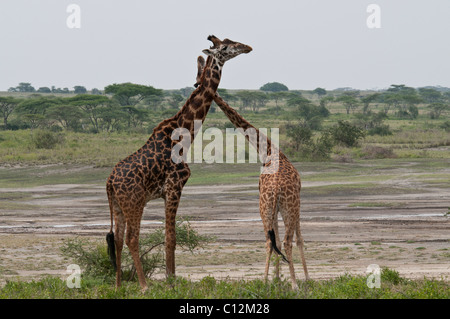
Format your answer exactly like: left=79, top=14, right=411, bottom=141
left=1, top=82, right=449, bottom=134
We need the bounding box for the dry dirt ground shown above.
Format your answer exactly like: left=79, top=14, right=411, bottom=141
left=0, top=162, right=449, bottom=286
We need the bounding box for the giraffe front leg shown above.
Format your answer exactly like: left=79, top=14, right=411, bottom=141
left=164, top=188, right=182, bottom=278
left=164, top=165, right=190, bottom=278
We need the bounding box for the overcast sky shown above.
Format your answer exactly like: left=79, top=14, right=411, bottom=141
left=1, top=0, right=449, bottom=91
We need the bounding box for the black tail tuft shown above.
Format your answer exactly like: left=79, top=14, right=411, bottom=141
left=106, top=231, right=117, bottom=271
left=268, top=230, right=288, bottom=263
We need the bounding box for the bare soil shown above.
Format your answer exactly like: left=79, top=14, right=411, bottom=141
left=0, top=162, right=449, bottom=285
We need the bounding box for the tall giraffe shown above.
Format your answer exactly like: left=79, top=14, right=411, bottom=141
left=195, top=56, right=309, bottom=289
left=106, top=36, right=252, bottom=291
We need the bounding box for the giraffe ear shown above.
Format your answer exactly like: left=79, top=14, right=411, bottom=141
left=202, top=49, right=214, bottom=56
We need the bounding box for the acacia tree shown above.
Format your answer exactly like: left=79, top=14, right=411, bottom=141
left=259, top=82, right=289, bottom=92
left=15, top=82, right=36, bottom=92
left=167, top=93, right=184, bottom=109
left=16, top=96, right=62, bottom=129
left=336, top=94, right=359, bottom=114
left=312, top=87, right=327, bottom=99
left=384, top=84, right=422, bottom=118
left=361, top=93, right=380, bottom=114
left=104, top=82, right=163, bottom=107
left=428, top=102, right=449, bottom=119
left=46, top=101, right=84, bottom=130
left=287, top=96, right=329, bottom=130
left=0, top=97, right=22, bottom=129
left=121, top=106, right=148, bottom=129
left=235, top=91, right=253, bottom=111
left=37, top=87, right=52, bottom=93
left=97, top=106, right=128, bottom=132
left=418, top=88, right=442, bottom=103
left=69, top=95, right=110, bottom=132
left=270, top=91, right=290, bottom=107
left=74, top=86, right=87, bottom=94
left=319, top=96, right=334, bottom=109
left=251, top=91, right=268, bottom=112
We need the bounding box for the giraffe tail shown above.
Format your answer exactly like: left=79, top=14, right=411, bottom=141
left=106, top=184, right=117, bottom=271
left=106, top=231, right=117, bottom=271
left=268, top=229, right=288, bottom=263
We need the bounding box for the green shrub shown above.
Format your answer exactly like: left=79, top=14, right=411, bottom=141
left=381, top=267, right=404, bottom=285
left=328, top=121, right=366, bottom=147
left=32, top=129, right=65, bottom=149
left=368, top=124, right=392, bottom=136
left=440, top=120, right=450, bottom=132
left=360, top=145, right=397, bottom=159
left=286, top=124, right=313, bottom=150
left=60, top=218, right=213, bottom=282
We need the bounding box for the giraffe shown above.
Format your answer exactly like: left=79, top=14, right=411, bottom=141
left=195, top=56, right=309, bottom=289
left=106, top=35, right=252, bottom=291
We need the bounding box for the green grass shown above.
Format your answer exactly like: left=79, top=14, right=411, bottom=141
left=0, top=130, right=146, bottom=167
left=0, top=157, right=446, bottom=192
left=0, top=165, right=111, bottom=188
left=186, top=163, right=260, bottom=186
left=0, top=271, right=448, bottom=299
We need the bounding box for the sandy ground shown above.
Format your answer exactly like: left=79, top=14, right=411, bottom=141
left=0, top=164, right=449, bottom=286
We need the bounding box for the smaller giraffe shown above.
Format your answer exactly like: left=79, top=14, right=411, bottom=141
left=195, top=57, right=309, bottom=289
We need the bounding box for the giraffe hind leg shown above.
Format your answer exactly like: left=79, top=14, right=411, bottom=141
left=273, top=218, right=281, bottom=279
left=125, top=220, right=148, bottom=291
left=264, top=236, right=273, bottom=282
left=295, top=221, right=310, bottom=281
left=106, top=190, right=125, bottom=289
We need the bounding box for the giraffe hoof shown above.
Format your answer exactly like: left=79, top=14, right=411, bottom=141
left=141, top=286, right=148, bottom=293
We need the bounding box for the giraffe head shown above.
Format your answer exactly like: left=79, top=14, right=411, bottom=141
left=202, top=35, right=252, bottom=63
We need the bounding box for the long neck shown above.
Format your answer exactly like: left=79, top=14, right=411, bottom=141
left=152, top=56, right=222, bottom=144
left=174, top=56, right=222, bottom=140
left=213, top=93, right=273, bottom=154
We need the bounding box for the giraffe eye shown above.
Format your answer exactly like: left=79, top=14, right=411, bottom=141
left=222, top=45, right=229, bottom=51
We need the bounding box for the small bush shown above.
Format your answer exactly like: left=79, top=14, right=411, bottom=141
left=32, top=129, right=65, bottom=149
left=333, top=153, right=354, bottom=163
left=328, top=121, right=366, bottom=147
left=286, top=124, right=313, bottom=150
left=285, top=122, right=335, bottom=162
left=361, top=145, right=397, bottom=159
left=60, top=238, right=114, bottom=280
left=309, top=131, right=335, bottom=160
left=440, top=120, right=450, bottom=132
left=61, top=218, right=213, bottom=282
left=368, top=124, right=392, bottom=136
left=381, top=267, right=404, bottom=285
